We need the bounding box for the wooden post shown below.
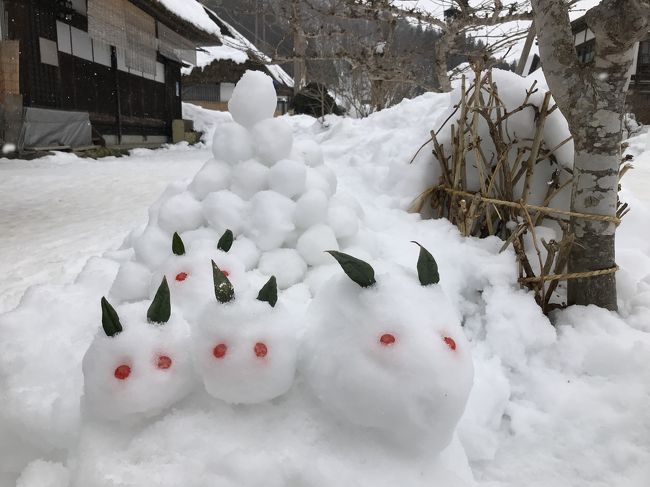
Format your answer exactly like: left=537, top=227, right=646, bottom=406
left=111, top=46, right=123, bottom=145
left=516, top=21, right=536, bottom=76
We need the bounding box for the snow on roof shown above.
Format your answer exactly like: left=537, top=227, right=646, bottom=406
left=182, top=6, right=294, bottom=88
left=153, top=0, right=224, bottom=37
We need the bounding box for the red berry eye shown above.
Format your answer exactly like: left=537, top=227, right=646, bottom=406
left=213, top=343, right=227, bottom=359
left=379, top=333, right=396, bottom=346
left=114, top=364, right=131, bottom=380
left=157, top=355, right=172, bottom=370
left=175, top=272, right=188, bottom=282
left=254, top=342, right=268, bottom=358
left=443, top=336, right=457, bottom=351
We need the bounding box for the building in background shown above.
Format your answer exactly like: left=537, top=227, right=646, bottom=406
left=0, top=0, right=221, bottom=153
left=181, top=7, right=293, bottom=115
left=523, top=15, right=650, bottom=124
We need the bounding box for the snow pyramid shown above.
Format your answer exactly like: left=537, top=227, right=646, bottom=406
left=110, top=70, right=360, bottom=318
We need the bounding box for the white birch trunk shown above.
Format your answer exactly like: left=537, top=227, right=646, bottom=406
left=532, top=0, right=650, bottom=310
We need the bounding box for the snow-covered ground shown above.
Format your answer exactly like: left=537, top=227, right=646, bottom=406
left=0, top=147, right=207, bottom=313
left=1, top=72, right=649, bottom=487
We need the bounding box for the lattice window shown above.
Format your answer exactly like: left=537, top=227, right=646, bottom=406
left=158, top=21, right=197, bottom=66
left=87, top=0, right=127, bottom=50
left=124, top=1, right=157, bottom=75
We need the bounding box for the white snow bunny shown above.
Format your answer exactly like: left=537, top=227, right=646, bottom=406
left=82, top=278, right=195, bottom=421
left=302, top=244, right=474, bottom=453
left=152, top=230, right=246, bottom=321
left=191, top=264, right=298, bottom=404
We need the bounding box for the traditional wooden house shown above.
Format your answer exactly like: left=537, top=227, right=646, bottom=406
left=181, top=7, right=293, bottom=115
left=0, top=0, right=222, bottom=152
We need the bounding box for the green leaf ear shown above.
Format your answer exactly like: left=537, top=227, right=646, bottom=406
left=212, top=260, right=235, bottom=303
left=217, top=229, right=234, bottom=252
left=257, top=276, right=278, bottom=307
left=326, top=251, right=376, bottom=288
left=172, top=232, right=185, bottom=256
left=101, top=297, right=123, bottom=337
left=147, top=277, right=171, bottom=324
left=412, top=241, right=440, bottom=285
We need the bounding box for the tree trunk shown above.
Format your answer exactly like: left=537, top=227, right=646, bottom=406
left=532, top=0, right=650, bottom=310
left=291, top=0, right=307, bottom=94
left=434, top=35, right=452, bottom=92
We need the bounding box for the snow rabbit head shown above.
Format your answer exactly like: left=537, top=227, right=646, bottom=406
left=82, top=278, right=195, bottom=420
left=191, top=263, right=298, bottom=404
left=302, top=243, right=474, bottom=453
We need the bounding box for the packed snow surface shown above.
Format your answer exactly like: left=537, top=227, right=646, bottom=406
left=1, top=70, right=649, bottom=487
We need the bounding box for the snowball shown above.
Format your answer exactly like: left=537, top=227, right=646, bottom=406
left=188, top=159, right=232, bottom=200
left=292, top=139, right=324, bottom=167
left=202, top=190, right=249, bottom=235
left=157, top=192, right=204, bottom=234
left=246, top=191, right=295, bottom=251
left=251, top=118, right=294, bottom=166
left=230, top=159, right=270, bottom=200
left=82, top=302, right=196, bottom=420
left=258, top=249, right=308, bottom=289
left=109, top=261, right=152, bottom=303
left=302, top=268, right=473, bottom=452
left=268, top=159, right=307, bottom=198
left=192, top=298, right=298, bottom=404
left=133, top=225, right=171, bottom=269
left=212, top=122, right=255, bottom=164
left=229, top=237, right=261, bottom=271
left=305, top=167, right=333, bottom=196
left=296, top=224, right=339, bottom=266
left=327, top=204, right=359, bottom=239
left=228, top=70, right=277, bottom=128
left=293, top=189, right=329, bottom=229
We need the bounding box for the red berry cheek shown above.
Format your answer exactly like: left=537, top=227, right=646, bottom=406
left=443, top=336, right=457, bottom=351
left=157, top=355, right=172, bottom=370
left=114, top=364, right=131, bottom=380
left=222, top=269, right=230, bottom=277
left=254, top=342, right=268, bottom=358
left=379, top=333, right=396, bottom=346
left=213, top=343, right=227, bottom=359
left=175, top=272, right=188, bottom=282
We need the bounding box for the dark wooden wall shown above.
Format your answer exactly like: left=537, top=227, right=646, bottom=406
left=5, top=0, right=183, bottom=137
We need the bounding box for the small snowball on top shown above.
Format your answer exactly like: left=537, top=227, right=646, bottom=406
left=302, top=244, right=474, bottom=453
left=82, top=278, right=195, bottom=421
left=228, top=70, right=278, bottom=129
left=191, top=264, right=298, bottom=405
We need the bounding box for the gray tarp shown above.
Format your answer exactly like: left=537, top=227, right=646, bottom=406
left=19, top=107, right=92, bottom=149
